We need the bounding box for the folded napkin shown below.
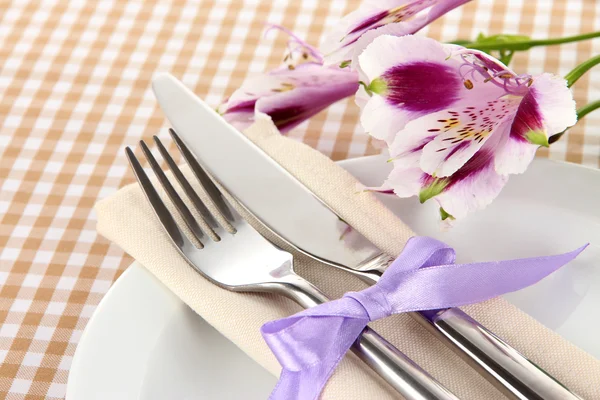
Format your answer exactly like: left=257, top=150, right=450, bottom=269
left=96, top=119, right=600, bottom=399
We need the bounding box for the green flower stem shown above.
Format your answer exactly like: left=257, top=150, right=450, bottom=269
left=576, top=99, right=600, bottom=120
left=498, top=49, right=514, bottom=66
left=461, top=31, right=600, bottom=51
left=448, top=39, right=472, bottom=46
left=564, top=55, right=600, bottom=87
left=548, top=100, right=600, bottom=144
left=358, top=81, right=372, bottom=96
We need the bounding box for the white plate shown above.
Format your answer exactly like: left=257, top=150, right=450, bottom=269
left=67, top=156, right=600, bottom=399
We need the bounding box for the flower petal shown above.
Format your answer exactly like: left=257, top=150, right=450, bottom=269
left=493, top=131, right=538, bottom=175
left=221, top=74, right=281, bottom=112
left=221, top=107, right=255, bottom=132
left=222, top=64, right=358, bottom=133
left=359, top=35, right=456, bottom=83
left=384, top=161, right=425, bottom=197
left=360, top=94, right=419, bottom=143
left=528, top=73, right=577, bottom=136
left=418, top=96, right=518, bottom=177
left=322, top=0, right=416, bottom=65
left=350, top=22, right=427, bottom=81
left=354, top=84, right=371, bottom=110
left=494, top=74, right=576, bottom=175
left=428, top=147, right=508, bottom=220
left=434, top=165, right=507, bottom=220
left=389, top=122, right=437, bottom=163
left=358, top=35, right=469, bottom=143
left=323, top=0, right=472, bottom=67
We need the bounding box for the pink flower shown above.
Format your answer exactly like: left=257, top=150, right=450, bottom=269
left=219, top=27, right=359, bottom=133
left=358, top=35, right=577, bottom=223
left=322, top=0, right=471, bottom=67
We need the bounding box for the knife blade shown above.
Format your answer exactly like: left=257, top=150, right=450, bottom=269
left=152, top=75, right=382, bottom=271
left=152, top=73, right=582, bottom=400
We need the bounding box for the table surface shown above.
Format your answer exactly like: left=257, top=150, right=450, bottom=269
left=1, top=0, right=599, bottom=398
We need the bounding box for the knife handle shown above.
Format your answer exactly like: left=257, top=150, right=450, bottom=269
left=414, top=309, right=583, bottom=400
left=277, top=273, right=459, bottom=400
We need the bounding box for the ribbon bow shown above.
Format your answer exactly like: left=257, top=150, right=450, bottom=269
left=261, top=236, right=586, bottom=400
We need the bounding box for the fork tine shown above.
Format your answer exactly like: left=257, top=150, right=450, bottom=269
left=153, top=135, right=219, bottom=230
left=139, top=140, right=210, bottom=244
left=125, top=147, right=187, bottom=248
left=169, top=128, right=236, bottom=225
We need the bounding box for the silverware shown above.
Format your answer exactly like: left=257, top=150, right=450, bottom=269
left=151, top=73, right=583, bottom=400
left=124, top=135, right=460, bottom=400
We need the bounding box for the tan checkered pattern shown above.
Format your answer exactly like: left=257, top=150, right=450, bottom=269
left=0, top=0, right=599, bottom=398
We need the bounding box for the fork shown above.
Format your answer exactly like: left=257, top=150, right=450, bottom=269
left=124, top=133, right=460, bottom=400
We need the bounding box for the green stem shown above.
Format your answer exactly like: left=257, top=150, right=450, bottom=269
left=548, top=100, right=600, bottom=144
left=358, top=81, right=372, bottom=96
left=448, top=39, right=472, bottom=46
left=498, top=49, right=514, bottom=65
left=576, top=99, right=600, bottom=120
left=564, top=55, right=600, bottom=87
left=463, top=31, right=600, bottom=51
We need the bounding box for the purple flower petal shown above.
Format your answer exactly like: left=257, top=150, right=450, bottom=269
left=416, top=96, right=517, bottom=177
left=381, top=61, right=462, bottom=112
left=359, top=35, right=473, bottom=144
left=348, top=10, right=389, bottom=35
left=221, top=63, right=359, bottom=133
left=509, top=88, right=545, bottom=143
left=420, top=145, right=508, bottom=220
left=322, top=0, right=472, bottom=66
left=495, top=73, right=576, bottom=175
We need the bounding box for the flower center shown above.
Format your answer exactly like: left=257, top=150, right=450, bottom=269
left=265, top=24, right=324, bottom=69
left=455, top=50, right=532, bottom=95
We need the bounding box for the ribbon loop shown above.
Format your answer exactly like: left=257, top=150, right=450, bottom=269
left=261, top=236, right=587, bottom=400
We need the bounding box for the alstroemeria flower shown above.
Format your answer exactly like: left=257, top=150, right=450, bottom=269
left=218, top=27, right=359, bottom=133
left=359, top=35, right=576, bottom=223
left=322, top=0, right=471, bottom=67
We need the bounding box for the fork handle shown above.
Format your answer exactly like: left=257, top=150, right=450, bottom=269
left=278, top=274, right=459, bottom=400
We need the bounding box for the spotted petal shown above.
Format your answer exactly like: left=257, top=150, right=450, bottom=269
left=418, top=95, right=518, bottom=177
left=422, top=133, right=509, bottom=220
left=384, top=136, right=509, bottom=221
left=322, top=0, right=418, bottom=66
left=221, top=64, right=359, bottom=133
left=323, top=0, right=471, bottom=67
left=432, top=151, right=508, bottom=220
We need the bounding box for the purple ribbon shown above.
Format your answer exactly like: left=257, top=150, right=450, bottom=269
left=261, top=236, right=587, bottom=400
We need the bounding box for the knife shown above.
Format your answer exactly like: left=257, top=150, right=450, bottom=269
left=152, top=73, right=582, bottom=400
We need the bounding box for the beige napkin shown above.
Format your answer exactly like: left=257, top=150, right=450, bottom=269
left=96, top=119, right=600, bottom=399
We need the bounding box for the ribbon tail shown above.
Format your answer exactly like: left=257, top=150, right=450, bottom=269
left=261, top=300, right=371, bottom=400
left=268, top=363, right=333, bottom=400
left=384, top=244, right=589, bottom=313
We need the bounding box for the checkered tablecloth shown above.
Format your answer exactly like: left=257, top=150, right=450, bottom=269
left=1, top=0, right=599, bottom=398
